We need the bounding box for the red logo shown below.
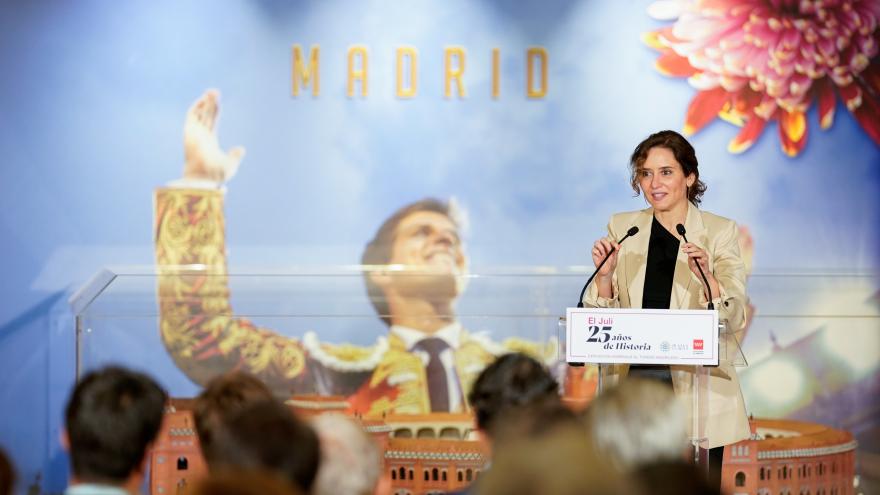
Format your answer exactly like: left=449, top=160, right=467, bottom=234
left=693, top=339, right=704, bottom=351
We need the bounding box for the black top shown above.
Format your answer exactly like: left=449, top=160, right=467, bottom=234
left=631, top=216, right=680, bottom=386
left=642, top=216, right=680, bottom=310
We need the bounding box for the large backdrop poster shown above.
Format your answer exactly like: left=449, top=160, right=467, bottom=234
left=0, top=0, right=878, bottom=492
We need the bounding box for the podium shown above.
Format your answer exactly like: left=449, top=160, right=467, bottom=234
left=562, top=307, right=747, bottom=467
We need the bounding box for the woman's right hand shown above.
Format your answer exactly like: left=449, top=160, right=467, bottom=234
left=591, top=238, right=619, bottom=279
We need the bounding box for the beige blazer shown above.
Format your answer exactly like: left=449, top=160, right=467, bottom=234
left=582, top=203, right=750, bottom=449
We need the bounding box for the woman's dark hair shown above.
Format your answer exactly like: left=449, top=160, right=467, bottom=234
left=629, top=130, right=707, bottom=206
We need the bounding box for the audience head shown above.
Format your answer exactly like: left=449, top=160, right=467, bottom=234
left=632, top=461, right=720, bottom=495
left=582, top=378, right=688, bottom=471
left=310, top=414, right=383, bottom=495
left=194, top=371, right=275, bottom=467
left=477, top=422, right=635, bottom=495
left=64, top=366, right=167, bottom=485
left=467, top=353, right=559, bottom=440
left=0, top=446, right=15, bottom=495
left=192, top=469, right=304, bottom=495
left=209, top=400, right=320, bottom=493
left=489, top=397, right=580, bottom=449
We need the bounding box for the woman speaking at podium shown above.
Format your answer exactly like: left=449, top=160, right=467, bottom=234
left=582, top=130, right=749, bottom=484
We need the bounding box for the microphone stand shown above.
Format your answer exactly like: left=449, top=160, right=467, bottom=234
left=676, top=224, right=714, bottom=311
left=571, top=226, right=638, bottom=367
left=577, top=227, right=639, bottom=308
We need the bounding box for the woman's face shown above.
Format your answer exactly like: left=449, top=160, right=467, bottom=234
left=638, top=146, right=695, bottom=212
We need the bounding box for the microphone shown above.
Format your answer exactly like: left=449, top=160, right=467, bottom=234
left=577, top=226, right=639, bottom=308
left=676, top=224, right=714, bottom=310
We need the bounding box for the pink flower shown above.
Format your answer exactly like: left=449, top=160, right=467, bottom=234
left=645, top=0, right=880, bottom=156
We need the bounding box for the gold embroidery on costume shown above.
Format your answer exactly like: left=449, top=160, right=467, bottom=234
left=321, top=343, right=381, bottom=363
left=155, top=188, right=307, bottom=390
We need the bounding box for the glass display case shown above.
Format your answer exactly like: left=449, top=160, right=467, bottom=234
left=68, top=265, right=878, bottom=408
left=69, top=265, right=579, bottom=400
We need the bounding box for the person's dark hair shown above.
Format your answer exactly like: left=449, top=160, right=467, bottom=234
left=467, top=353, right=559, bottom=437
left=632, top=461, right=720, bottom=495
left=194, top=371, right=276, bottom=468
left=64, top=366, right=167, bottom=484
left=490, top=397, right=581, bottom=448
left=361, top=198, right=459, bottom=326
left=192, top=469, right=304, bottom=495
left=0, top=446, right=16, bottom=495
left=629, top=130, right=707, bottom=206
left=476, top=423, right=637, bottom=495
left=210, top=400, right=321, bottom=493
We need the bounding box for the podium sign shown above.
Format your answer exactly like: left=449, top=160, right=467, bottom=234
left=566, top=307, right=719, bottom=366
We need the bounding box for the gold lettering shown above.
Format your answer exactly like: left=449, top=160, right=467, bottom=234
left=444, top=46, right=466, bottom=99
left=292, top=44, right=320, bottom=97
left=287, top=43, right=551, bottom=101
left=492, top=48, right=500, bottom=99
left=396, top=46, right=418, bottom=98
left=347, top=45, right=368, bottom=98
left=526, top=46, right=547, bottom=98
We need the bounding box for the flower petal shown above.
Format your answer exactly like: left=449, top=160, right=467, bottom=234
left=732, top=87, right=763, bottom=115
left=728, top=115, right=767, bottom=153
left=813, top=77, right=836, bottom=130
left=673, top=14, right=721, bottom=41
left=696, top=0, right=739, bottom=14
left=778, top=109, right=808, bottom=157
left=642, top=27, right=680, bottom=50
left=647, top=0, right=684, bottom=21
left=689, top=72, right=722, bottom=90
left=851, top=86, right=880, bottom=146
left=860, top=62, right=880, bottom=95
left=838, top=82, right=863, bottom=111
left=683, top=87, right=729, bottom=135
left=656, top=51, right=699, bottom=77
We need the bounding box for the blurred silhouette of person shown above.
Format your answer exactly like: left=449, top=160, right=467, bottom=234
left=310, top=414, right=390, bottom=495
left=476, top=422, right=636, bottom=495
left=632, top=461, right=720, bottom=495
left=207, top=400, right=320, bottom=493
left=61, top=366, right=167, bottom=495
left=193, top=371, right=275, bottom=469
left=581, top=378, right=689, bottom=472
left=452, top=353, right=569, bottom=495
left=0, top=446, right=15, bottom=495
left=192, top=469, right=303, bottom=495
left=467, top=353, right=561, bottom=450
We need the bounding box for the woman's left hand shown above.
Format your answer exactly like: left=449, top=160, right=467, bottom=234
left=682, top=242, right=720, bottom=300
